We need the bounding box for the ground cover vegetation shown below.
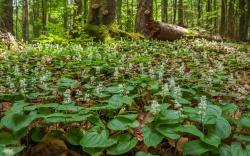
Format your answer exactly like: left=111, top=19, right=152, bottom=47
left=0, top=39, right=250, bottom=155
left=0, top=0, right=250, bottom=155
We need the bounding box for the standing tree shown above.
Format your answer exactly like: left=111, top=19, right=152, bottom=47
left=206, top=0, right=212, bottom=29
left=197, top=0, right=202, bottom=26
left=220, top=0, right=227, bottom=37
left=116, top=0, right=123, bottom=25
left=239, top=0, right=249, bottom=41
left=173, top=0, right=177, bottom=23
left=161, top=0, right=168, bottom=22
left=227, top=0, right=235, bottom=39
left=22, top=0, right=29, bottom=42
left=42, top=0, right=48, bottom=34
left=71, top=0, right=83, bottom=38
left=178, top=0, right=184, bottom=26
left=88, top=0, right=116, bottom=25
left=0, top=0, right=14, bottom=34
left=102, top=0, right=116, bottom=25
left=135, top=0, right=153, bottom=34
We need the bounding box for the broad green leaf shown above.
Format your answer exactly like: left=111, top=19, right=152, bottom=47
left=155, top=125, right=180, bottom=140
left=215, top=117, right=231, bottom=139
left=24, top=103, right=59, bottom=111
left=31, top=127, right=45, bottom=142
left=233, top=134, right=250, bottom=142
left=80, top=130, right=117, bottom=148
left=184, top=140, right=214, bottom=155
left=135, top=151, right=159, bottom=156
left=10, top=101, right=29, bottom=113
left=107, top=119, right=129, bottom=131
left=201, top=133, right=221, bottom=147
left=0, top=131, right=18, bottom=145
left=231, top=142, right=244, bottom=156
left=0, top=146, right=25, bottom=156
left=239, top=116, right=250, bottom=128
left=177, top=125, right=204, bottom=138
left=143, top=126, right=164, bottom=148
left=106, top=95, right=133, bottom=109
left=66, top=127, right=84, bottom=146
left=108, top=114, right=139, bottom=131
left=56, top=77, right=80, bottom=89
left=107, top=134, right=138, bottom=155
left=1, top=112, right=38, bottom=132
left=83, top=147, right=103, bottom=156
left=219, top=144, right=231, bottom=156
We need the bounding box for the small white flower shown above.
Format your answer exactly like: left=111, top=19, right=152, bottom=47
left=151, top=100, right=160, bottom=114
left=63, top=89, right=72, bottom=103
left=169, top=77, right=176, bottom=88
left=178, top=62, right=185, bottom=75
left=90, top=76, right=95, bottom=83
left=95, top=84, right=103, bottom=94
left=174, top=100, right=182, bottom=108
left=118, top=84, right=124, bottom=93
left=139, top=63, right=144, bottom=72
left=95, top=66, right=101, bottom=74
left=149, top=68, right=155, bottom=78
left=84, top=93, right=90, bottom=102
left=114, top=67, right=119, bottom=78
left=158, top=70, right=164, bottom=81
left=3, top=148, right=15, bottom=156
left=161, top=83, right=169, bottom=96
left=173, top=85, right=182, bottom=99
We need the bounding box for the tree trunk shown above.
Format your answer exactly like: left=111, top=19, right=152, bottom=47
left=173, top=0, right=177, bottom=23
left=71, top=0, right=83, bottom=37
left=63, top=0, right=68, bottom=31
left=146, top=21, right=189, bottom=41
left=0, top=0, right=13, bottom=34
left=239, top=0, right=247, bottom=41
left=135, top=0, right=153, bottom=34
left=42, top=0, right=48, bottom=34
left=161, top=0, right=168, bottom=22
left=88, top=0, right=102, bottom=25
left=246, top=0, right=250, bottom=40
left=83, top=0, right=88, bottom=24
left=197, top=0, right=202, bottom=26
left=227, top=0, right=235, bottom=39
left=88, top=0, right=116, bottom=25
left=22, top=0, right=29, bottom=42
left=239, top=0, right=249, bottom=41
left=220, top=0, right=227, bottom=37
left=102, top=0, right=116, bottom=25
left=32, top=0, right=40, bottom=37
left=206, top=0, right=212, bottom=29
left=213, top=0, right=218, bottom=33
left=178, top=0, right=184, bottom=26
left=117, top=0, right=122, bottom=25
left=15, top=0, right=18, bottom=37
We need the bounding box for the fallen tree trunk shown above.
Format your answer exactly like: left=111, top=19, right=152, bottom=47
left=146, top=21, right=190, bottom=41
left=145, top=21, right=222, bottom=42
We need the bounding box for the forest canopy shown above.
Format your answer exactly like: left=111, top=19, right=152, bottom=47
left=0, top=0, right=249, bottom=42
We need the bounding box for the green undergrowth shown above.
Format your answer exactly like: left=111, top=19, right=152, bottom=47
left=0, top=39, right=250, bottom=156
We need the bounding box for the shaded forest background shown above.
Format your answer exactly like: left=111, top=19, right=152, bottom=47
left=0, top=0, right=249, bottom=42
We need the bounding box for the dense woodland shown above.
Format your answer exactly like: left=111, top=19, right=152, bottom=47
left=0, top=0, right=250, bottom=156
left=0, top=0, right=250, bottom=42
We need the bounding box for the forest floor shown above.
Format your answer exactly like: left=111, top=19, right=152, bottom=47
left=0, top=39, right=250, bottom=156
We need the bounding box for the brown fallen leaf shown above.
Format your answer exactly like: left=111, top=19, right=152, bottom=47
left=168, top=137, right=189, bottom=152
left=0, top=102, right=12, bottom=112
left=234, top=111, right=242, bottom=120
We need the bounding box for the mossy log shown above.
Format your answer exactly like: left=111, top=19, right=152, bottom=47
left=146, top=21, right=190, bottom=41
left=84, top=24, right=144, bottom=41
left=145, top=21, right=222, bottom=42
